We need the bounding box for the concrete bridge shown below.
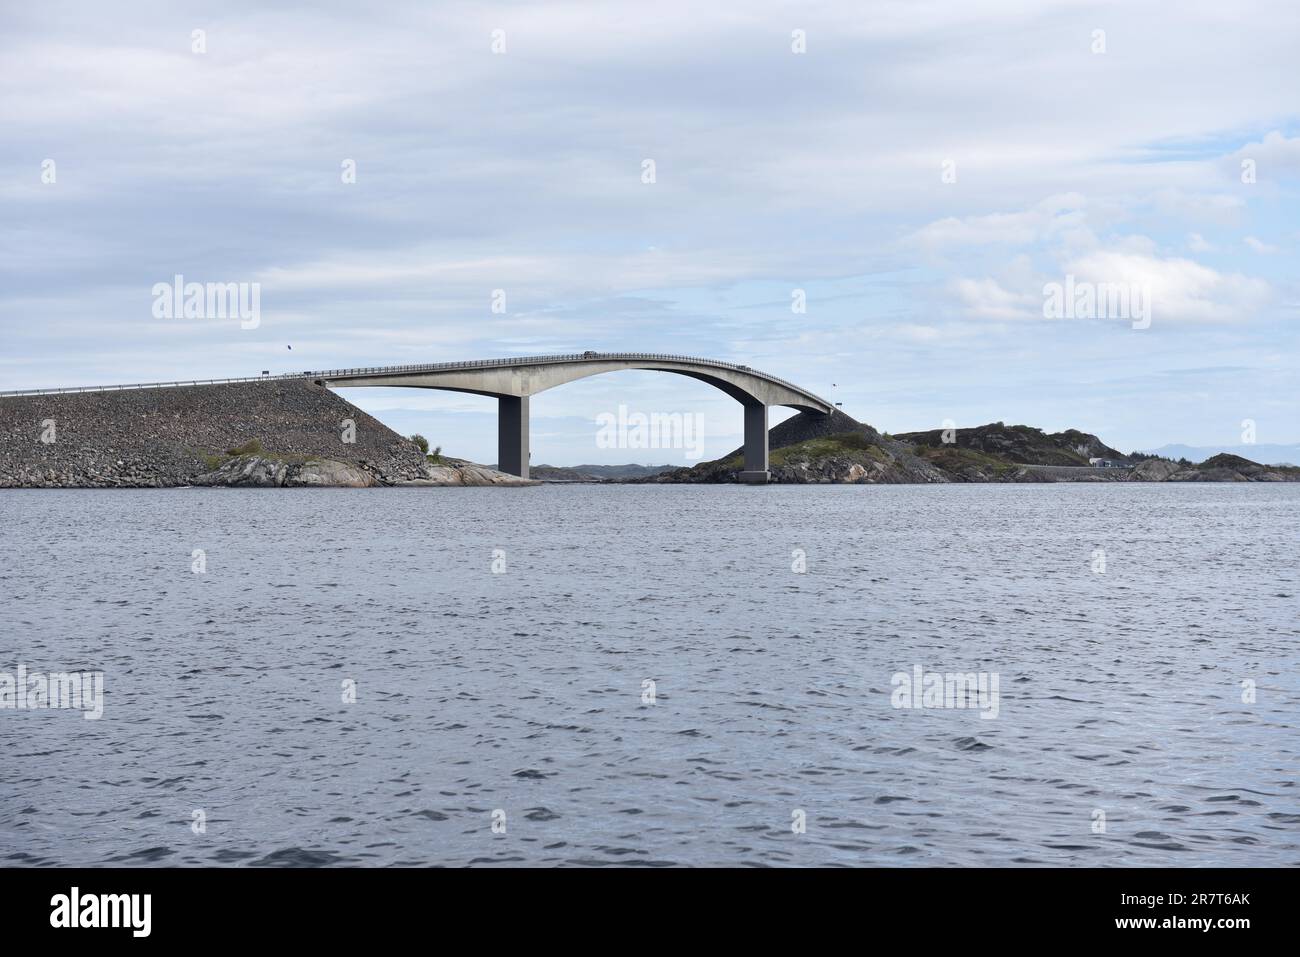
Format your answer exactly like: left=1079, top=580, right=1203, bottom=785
left=313, top=353, right=833, bottom=482
left=0, top=352, right=833, bottom=483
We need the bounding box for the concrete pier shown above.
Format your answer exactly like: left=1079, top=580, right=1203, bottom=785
left=740, top=403, right=770, bottom=484
left=497, top=395, right=529, bottom=480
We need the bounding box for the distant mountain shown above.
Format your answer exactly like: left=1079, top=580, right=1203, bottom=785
left=526, top=463, right=677, bottom=482
left=1143, top=443, right=1300, bottom=466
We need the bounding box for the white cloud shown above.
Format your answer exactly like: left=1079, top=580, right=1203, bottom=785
left=952, top=277, right=1040, bottom=321
left=1066, top=250, right=1271, bottom=323
left=1229, top=130, right=1300, bottom=179
left=907, top=194, right=1090, bottom=249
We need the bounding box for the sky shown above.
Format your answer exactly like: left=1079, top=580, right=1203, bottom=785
left=2, top=0, right=1297, bottom=465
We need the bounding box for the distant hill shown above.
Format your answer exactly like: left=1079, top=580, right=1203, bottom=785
left=1143, top=443, right=1300, bottom=466
left=527, top=463, right=677, bottom=482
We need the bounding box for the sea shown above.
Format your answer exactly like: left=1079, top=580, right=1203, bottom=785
left=1, top=483, right=1296, bottom=867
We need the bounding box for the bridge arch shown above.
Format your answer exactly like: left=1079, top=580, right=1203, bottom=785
left=316, top=353, right=832, bottom=482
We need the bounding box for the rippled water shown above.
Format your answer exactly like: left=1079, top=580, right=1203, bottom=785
left=1, top=484, right=1296, bottom=867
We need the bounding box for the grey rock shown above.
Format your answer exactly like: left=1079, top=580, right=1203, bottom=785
left=284, top=460, right=374, bottom=488
left=1131, top=458, right=1181, bottom=482
left=194, top=455, right=287, bottom=487
left=398, top=463, right=540, bottom=487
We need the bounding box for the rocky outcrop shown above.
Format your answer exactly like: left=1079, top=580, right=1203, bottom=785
left=195, top=455, right=289, bottom=487
left=287, top=460, right=375, bottom=488
left=397, top=460, right=539, bottom=486
left=193, top=456, right=376, bottom=488
left=1130, top=458, right=1182, bottom=482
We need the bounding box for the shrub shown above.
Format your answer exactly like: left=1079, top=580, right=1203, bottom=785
left=410, top=434, right=430, bottom=454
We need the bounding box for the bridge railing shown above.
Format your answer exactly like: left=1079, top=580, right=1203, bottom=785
left=0, top=353, right=832, bottom=407
left=313, top=352, right=832, bottom=407
left=0, top=373, right=310, bottom=398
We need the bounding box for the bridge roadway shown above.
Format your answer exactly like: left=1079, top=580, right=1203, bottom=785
left=313, top=353, right=833, bottom=482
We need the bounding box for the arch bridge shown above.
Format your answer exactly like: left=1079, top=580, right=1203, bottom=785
left=314, top=353, right=833, bottom=482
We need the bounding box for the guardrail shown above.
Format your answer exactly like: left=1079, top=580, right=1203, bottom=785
left=0, top=352, right=834, bottom=407
left=312, top=352, right=831, bottom=406
left=0, top=373, right=310, bottom=397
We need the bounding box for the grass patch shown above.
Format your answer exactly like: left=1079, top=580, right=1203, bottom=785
left=770, top=433, right=884, bottom=467
left=225, top=439, right=263, bottom=456
left=193, top=441, right=321, bottom=470
left=914, top=445, right=1017, bottom=473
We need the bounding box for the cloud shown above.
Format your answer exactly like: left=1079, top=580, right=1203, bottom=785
left=952, top=277, right=1040, bottom=321
left=907, top=194, right=1090, bottom=249
left=1228, top=130, right=1300, bottom=179
left=1066, top=250, right=1271, bottom=323
left=1244, top=236, right=1278, bottom=254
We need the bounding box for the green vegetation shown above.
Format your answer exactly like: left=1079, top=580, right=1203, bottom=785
left=409, top=434, right=430, bottom=454
left=225, top=438, right=263, bottom=456
left=912, top=445, right=1018, bottom=474
left=195, top=439, right=320, bottom=470
left=769, top=432, right=884, bottom=467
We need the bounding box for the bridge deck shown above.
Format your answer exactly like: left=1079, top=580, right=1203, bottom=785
left=0, top=352, right=829, bottom=407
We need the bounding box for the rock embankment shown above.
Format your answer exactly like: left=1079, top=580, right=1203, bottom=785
left=0, top=379, right=526, bottom=488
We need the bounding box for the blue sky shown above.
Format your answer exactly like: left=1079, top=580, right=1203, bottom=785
left=3, top=0, right=1297, bottom=465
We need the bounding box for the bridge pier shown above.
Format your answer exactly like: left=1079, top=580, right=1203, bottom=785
left=498, top=395, right=529, bottom=479
left=740, top=402, right=770, bottom=484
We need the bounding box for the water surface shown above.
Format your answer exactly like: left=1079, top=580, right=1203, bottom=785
left=1, top=484, right=1296, bottom=866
